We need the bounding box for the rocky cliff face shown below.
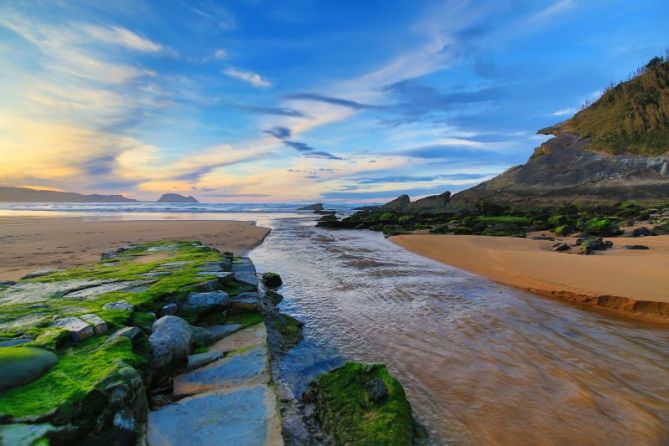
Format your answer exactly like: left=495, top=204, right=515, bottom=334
left=451, top=132, right=669, bottom=206
left=451, top=56, right=669, bottom=206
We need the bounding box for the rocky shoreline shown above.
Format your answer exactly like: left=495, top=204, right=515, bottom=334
left=0, top=240, right=423, bottom=445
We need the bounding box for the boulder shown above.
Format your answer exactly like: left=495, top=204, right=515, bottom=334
left=149, top=316, right=193, bottom=371
left=51, top=316, right=95, bottom=342
left=205, top=324, right=242, bottom=339
left=624, top=244, right=650, bottom=250
left=261, top=272, right=282, bottom=289
left=183, top=291, right=230, bottom=311
left=103, top=300, right=134, bottom=312
left=579, top=237, right=613, bottom=255
left=632, top=226, right=655, bottom=237
left=551, top=243, right=571, bottom=252
left=80, top=314, right=108, bottom=335
left=0, top=347, right=58, bottom=391
left=228, top=292, right=260, bottom=313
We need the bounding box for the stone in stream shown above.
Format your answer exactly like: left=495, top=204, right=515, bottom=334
left=182, top=291, right=230, bottom=311
left=51, top=316, right=95, bottom=342
left=0, top=347, right=58, bottom=391
left=149, top=316, right=192, bottom=371
left=261, top=272, right=282, bottom=289
left=148, top=385, right=283, bottom=446
left=186, top=351, right=224, bottom=371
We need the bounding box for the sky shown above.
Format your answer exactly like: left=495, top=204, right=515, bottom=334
left=1, top=0, right=668, bottom=203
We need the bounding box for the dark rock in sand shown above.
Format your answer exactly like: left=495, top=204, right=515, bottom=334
left=551, top=243, right=571, bottom=252
left=579, top=237, right=613, bottom=255
left=632, top=226, right=655, bottom=237
left=624, top=244, right=650, bottom=250
left=191, top=326, right=216, bottom=347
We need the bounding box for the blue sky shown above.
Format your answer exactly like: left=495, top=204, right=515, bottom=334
left=1, top=0, right=668, bottom=202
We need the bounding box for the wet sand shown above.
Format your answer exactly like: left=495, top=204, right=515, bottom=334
left=0, top=217, right=270, bottom=281
left=391, top=234, right=669, bottom=323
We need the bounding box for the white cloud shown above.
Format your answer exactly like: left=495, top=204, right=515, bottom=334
left=82, top=25, right=163, bottom=52
left=213, top=48, right=227, bottom=60
left=552, top=107, right=576, bottom=116
left=223, top=67, right=271, bottom=88
left=532, top=0, right=574, bottom=21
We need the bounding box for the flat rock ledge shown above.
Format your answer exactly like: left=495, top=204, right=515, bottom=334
left=147, top=257, right=284, bottom=446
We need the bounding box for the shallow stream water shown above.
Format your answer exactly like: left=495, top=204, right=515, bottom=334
left=251, top=215, right=669, bottom=446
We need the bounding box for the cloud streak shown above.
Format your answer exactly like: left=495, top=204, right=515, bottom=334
left=223, top=67, right=271, bottom=88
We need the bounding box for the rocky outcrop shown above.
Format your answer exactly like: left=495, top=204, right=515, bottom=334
left=157, top=193, right=198, bottom=203
left=380, top=194, right=411, bottom=212
left=450, top=132, right=669, bottom=206
left=298, top=203, right=324, bottom=211
left=149, top=316, right=193, bottom=371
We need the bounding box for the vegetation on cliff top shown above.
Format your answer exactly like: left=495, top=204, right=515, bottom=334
left=545, top=55, right=669, bottom=156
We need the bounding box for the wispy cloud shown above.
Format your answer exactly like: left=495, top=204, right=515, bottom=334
left=552, top=107, right=576, bottom=117
left=213, top=48, right=227, bottom=59
left=81, top=25, right=164, bottom=53
left=223, top=67, right=271, bottom=88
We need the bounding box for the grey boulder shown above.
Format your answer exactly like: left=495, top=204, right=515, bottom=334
left=149, top=316, right=193, bottom=371
left=183, top=291, right=230, bottom=310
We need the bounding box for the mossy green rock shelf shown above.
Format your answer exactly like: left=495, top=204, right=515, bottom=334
left=311, top=362, right=416, bottom=446
left=0, top=347, right=58, bottom=392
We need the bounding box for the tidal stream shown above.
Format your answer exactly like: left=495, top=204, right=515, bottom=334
left=251, top=215, right=669, bottom=445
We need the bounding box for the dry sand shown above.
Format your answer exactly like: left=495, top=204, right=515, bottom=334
left=391, top=233, right=669, bottom=323
left=0, top=217, right=270, bottom=281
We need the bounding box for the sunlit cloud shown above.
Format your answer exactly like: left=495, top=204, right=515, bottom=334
left=223, top=67, right=271, bottom=88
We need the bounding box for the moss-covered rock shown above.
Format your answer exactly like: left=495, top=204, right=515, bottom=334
left=311, top=362, right=415, bottom=446
left=0, top=347, right=58, bottom=392
left=261, top=272, right=283, bottom=289
left=0, top=240, right=259, bottom=441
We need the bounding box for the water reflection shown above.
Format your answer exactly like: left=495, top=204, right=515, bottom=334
left=251, top=216, right=669, bottom=445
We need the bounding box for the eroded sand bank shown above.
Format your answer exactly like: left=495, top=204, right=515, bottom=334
left=391, top=233, right=669, bottom=323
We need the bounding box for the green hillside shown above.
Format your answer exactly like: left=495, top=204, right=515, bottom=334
left=546, top=55, right=669, bottom=156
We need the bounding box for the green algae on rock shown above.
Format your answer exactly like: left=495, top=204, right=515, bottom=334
left=311, top=362, right=416, bottom=446
left=0, top=240, right=263, bottom=443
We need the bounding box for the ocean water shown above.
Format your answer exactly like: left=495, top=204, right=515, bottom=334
left=3, top=202, right=668, bottom=445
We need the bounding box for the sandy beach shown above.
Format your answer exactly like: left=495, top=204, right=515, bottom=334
left=0, top=217, right=270, bottom=281
left=391, top=233, right=669, bottom=323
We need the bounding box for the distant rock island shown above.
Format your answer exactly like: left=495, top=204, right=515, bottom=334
left=157, top=193, right=199, bottom=203
left=297, top=203, right=324, bottom=211
left=0, top=186, right=137, bottom=203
